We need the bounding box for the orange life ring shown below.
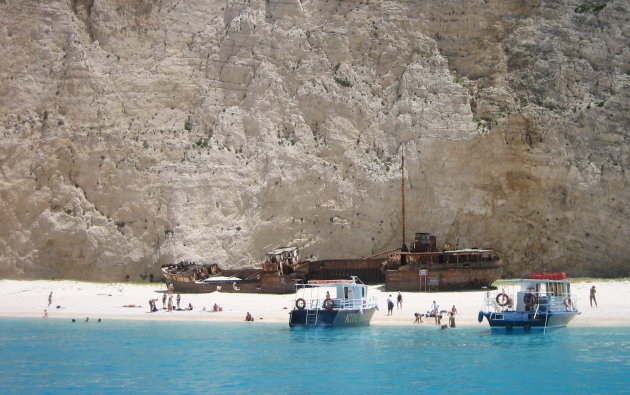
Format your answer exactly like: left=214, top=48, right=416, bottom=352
left=563, top=297, right=572, bottom=307
left=524, top=293, right=538, bottom=306
left=496, top=293, right=510, bottom=307
left=295, top=298, right=306, bottom=310
left=323, top=299, right=335, bottom=311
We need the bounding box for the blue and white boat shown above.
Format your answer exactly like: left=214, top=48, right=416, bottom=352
left=289, top=277, right=377, bottom=328
left=478, top=272, right=579, bottom=333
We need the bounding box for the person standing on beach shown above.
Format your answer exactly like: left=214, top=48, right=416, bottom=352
left=397, top=292, right=403, bottom=310
left=449, top=306, right=457, bottom=328
left=168, top=295, right=173, bottom=311
left=431, top=301, right=439, bottom=324
left=176, top=293, right=181, bottom=309
left=43, top=309, right=48, bottom=318
left=590, top=286, right=597, bottom=307
left=387, top=295, right=394, bottom=315
left=162, top=293, right=167, bottom=309
left=48, top=292, right=52, bottom=307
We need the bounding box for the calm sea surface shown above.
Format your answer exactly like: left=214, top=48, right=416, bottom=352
left=1, top=318, right=629, bottom=394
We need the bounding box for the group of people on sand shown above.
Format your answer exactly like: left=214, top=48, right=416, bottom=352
left=43, top=292, right=63, bottom=317
left=386, top=292, right=404, bottom=315
left=44, top=285, right=257, bottom=321
left=386, top=293, right=457, bottom=328
left=412, top=301, right=457, bottom=328
left=159, top=286, right=256, bottom=320
left=160, top=286, right=226, bottom=314
left=154, top=293, right=193, bottom=312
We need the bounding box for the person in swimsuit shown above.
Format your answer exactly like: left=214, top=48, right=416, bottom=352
left=590, top=286, right=597, bottom=307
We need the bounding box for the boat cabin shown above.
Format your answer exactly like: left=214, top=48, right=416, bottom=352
left=492, top=272, right=576, bottom=313
left=294, top=277, right=373, bottom=310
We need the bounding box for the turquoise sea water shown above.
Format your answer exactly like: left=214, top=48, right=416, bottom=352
left=1, top=318, right=629, bottom=394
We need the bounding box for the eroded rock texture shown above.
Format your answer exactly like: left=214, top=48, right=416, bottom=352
left=0, top=0, right=628, bottom=280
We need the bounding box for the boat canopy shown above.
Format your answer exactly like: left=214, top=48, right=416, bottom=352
left=202, top=276, right=241, bottom=282
left=528, top=272, right=567, bottom=280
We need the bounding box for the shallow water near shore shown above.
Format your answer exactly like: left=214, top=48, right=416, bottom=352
left=1, top=318, right=628, bottom=394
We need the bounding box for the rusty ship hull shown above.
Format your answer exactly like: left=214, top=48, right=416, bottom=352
left=302, top=259, right=387, bottom=285
left=384, top=233, right=502, bottom=291
left=385, top=252, right=502, bottom=291
left=162, top=268, right=299, bottom=294
left=161, top=247, right=305, bottom=294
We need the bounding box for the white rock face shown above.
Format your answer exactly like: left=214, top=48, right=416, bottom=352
left=0, top=0, right=628, bottom=280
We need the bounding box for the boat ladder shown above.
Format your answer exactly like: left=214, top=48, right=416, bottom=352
left=306, top=310, right=318, bottom=325
left=534, top=304, right=550, bottom=334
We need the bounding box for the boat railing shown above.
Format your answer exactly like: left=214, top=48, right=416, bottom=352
left=527, top=292, right=578, bottom=312
left=300, top=296, right=376, bottom=310
left=546, top=293, right=578, bottom=311
left=483, top=291, right=512, bottom=313
left=483, top=290, right=577, bottom=312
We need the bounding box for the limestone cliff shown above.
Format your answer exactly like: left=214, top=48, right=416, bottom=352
left=0, top=0, right=628, bottom=280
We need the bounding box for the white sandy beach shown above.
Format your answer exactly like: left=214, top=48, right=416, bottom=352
left=0, top=279, right=628, bottom=327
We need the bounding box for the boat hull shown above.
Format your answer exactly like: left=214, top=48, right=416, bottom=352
left=480, top=310, right=578, bottom=333
left=385, top=265, right=502, bottom=291
left=289, top=306, right=377, bottom=328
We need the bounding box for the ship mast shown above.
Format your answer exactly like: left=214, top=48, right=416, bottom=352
left=400, top=147, right=408, bottom=258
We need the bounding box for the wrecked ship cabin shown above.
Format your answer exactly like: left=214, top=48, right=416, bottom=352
left=161, top=260, right=262, bottom=293
left=385, top=232, right=503, bottom=291
left=259, top=246, right=308, bottom=293
left=161, top=247, right=306, bottom=294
